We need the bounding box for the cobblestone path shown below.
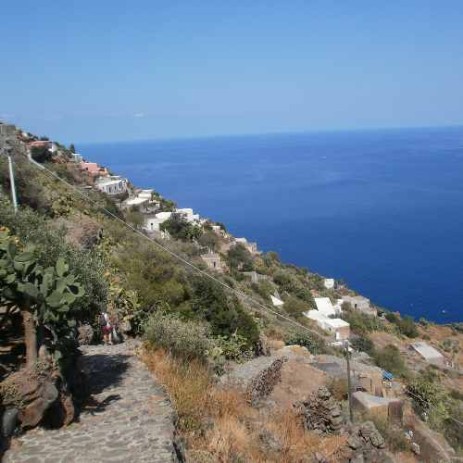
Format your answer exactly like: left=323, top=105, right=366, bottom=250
left=4, top=341, right=180, bottom=463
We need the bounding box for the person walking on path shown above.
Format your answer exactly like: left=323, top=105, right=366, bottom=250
left=99, top=311, right=112, bottom=345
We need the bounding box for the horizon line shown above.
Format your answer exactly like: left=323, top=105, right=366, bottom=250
left=76, top=123, right=463, bottom=146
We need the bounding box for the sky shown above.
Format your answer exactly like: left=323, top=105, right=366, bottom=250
left=1, top=0, right=462, bottom=143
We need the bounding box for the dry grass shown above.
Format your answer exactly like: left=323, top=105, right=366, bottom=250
left=143, top=347, right=348, bottom=463
left=142, top=348, right=210, bottom=431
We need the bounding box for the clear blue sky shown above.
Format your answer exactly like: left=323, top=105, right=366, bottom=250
left=1, top=0, right=462, bottom=142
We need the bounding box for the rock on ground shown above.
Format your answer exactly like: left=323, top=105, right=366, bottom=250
left=3, top=341, right=180, bottom=463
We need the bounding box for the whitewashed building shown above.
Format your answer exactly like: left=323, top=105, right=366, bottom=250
left=305, top=310, right=350, bottom=341
left=176, top=208, right=200, bottom=223
left=95, top=176, right=127, bottom=195
left=314, top=297, right=343, bottom=317
left=343, top=295, right=377, bottom=316
left=143, top=211, right=172, bottom=232
left=324, top=278, right=335, bottom=289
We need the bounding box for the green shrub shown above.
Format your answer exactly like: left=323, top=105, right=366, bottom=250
left=283, top=296, right=310, bottom=320
left=350, top=335, right=375, bottom=355
left=144, top=312, right=213, bottom=362
left=190, top=276, right=259, bottom=349
left=160, top=213, right=202, bottom=241
left=342, top=308, right=381, bottom=335
left=226, top=243, right=254, bottom=271
left=373, top=345, right=409, bottom=377
left=284, top=330, right=327, bottom=354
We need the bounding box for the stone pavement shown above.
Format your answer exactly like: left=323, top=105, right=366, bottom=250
left=4, top=341, right=180, bottom=463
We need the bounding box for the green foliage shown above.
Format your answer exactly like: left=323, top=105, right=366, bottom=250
left=406, top=369, right=449, bottom=427
left=226, top=243, right=254, bottom=271
left=0, top=229, right=85, bottom=360
left=283, top=296, right=310, bottom=320
left=144, top=311, right=213, bottom=362
left=385, top=312, right=419, bottom=338
left=160, top=213, right=202, bottom=241
left=350, top=335, right=375, bottom=355
left=197, top=230, right=220, bottom=251
left=30, top=145, right=51, bottom=163
left=341, top=305, right=382, bottom=335
left=284, top=330, right=327, bottom=354
left=0, top=200, right=108, bottom=317
left=158, top=198, right=177, bottom=212
left=190, top=276, right=259, bottom=349
left=373, top=344, right=409, bottom=377
left=273, top=269, right=315, bottom=306
left=215, top=333, right=253, bottom=361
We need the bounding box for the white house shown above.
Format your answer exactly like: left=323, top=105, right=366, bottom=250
left=143, top=211, right=172, bottom=232
left=411, top=342, right=445, bottom=365
left=176, top=208, right=200, bottom=223
left=314, top=297, right=343, bottom=317
left=70, top=153, right=83, bottom=163
left=95, top=176, right=127, bottom=195
left=270, top=295, right=284, bottom=307
left=324, top=278, right=335, bottom=289
left=305, top=310, right=350, bottom=341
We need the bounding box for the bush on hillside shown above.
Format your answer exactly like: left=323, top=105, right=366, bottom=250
left=190, top=276, right=260, bottom=349
left=144, top=311, right=213, bottom=362
left=350, top=335, right=375, bottom=355
left=342, top=306, right=382, bottom=335
left=373, top=344, right=409, bottom=377
left=226, top=243, right=254, bottom=271
left=160, top=213, right=202, bottom=241
left=273, top=269, right=315, bottom=307
left=385, top=312, right=419, bottom=338
left=284, top=330, right=327, bottom=354
left=283, top=296, right=310, bottom=320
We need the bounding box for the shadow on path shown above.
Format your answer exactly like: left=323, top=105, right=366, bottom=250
left=79, top=352, right=130, bottom=416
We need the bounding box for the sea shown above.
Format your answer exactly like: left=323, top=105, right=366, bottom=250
left=81, top=126, right=463, bottom=323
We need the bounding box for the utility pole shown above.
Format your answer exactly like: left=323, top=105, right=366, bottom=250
left=1, top=136, right=18, bottom=213
left=8, top=155, right=18, bottom=213
left=345, top=339, right=354, bottom=423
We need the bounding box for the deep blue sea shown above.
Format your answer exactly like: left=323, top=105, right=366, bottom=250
left=81, top=127, right=463, bottom=323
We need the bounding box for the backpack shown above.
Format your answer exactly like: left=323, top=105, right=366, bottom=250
left=99, top=313, right=107, bottom=326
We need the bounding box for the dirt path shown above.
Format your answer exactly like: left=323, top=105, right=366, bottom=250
left=4, top=341, right=180, bottom=463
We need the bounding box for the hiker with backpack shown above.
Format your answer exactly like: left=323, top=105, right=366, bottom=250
left=99, top=311, right=112, bottom=345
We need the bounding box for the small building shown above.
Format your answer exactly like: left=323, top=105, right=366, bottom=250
left=352, top=391, right=403, bottom=425
left=314, top=297, right=343, bottom=317
left=343, top=295, right=377, bottom=316
left=70, top=153, right=83, bottom=163
left=410, top=342, right=445, bottom=366
left=201, top=252, right=225, bottom=273
left=81, top=162, right=109, bottom=177
left=143, top=211, right=172, bottom=232
left=324, top=278, right=335, bottom=289
left=125, top=197, right=150, bottom=208
left=95, top=176, right=127, bottom=195
left=304, top=310, right=350, bottom=341
left=271, top=295, right=284, bottom=307
left=176, top=208, right=200, bottom=223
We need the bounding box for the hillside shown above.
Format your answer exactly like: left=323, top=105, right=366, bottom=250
left=1, top=120, right=463, bottom=462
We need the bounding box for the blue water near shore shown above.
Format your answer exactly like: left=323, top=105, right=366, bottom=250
left=81, top=126, right=463, bottom=323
